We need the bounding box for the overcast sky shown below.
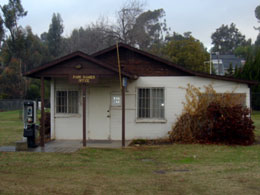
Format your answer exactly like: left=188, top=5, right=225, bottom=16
left=1, top=0, right=260, bottom=49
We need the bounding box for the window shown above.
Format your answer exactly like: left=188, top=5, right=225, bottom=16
left=56, top=91, right=79, bottom=114
left=111, top=95, right=121, bottom=106
left=138, top=88, right=165, bottom=119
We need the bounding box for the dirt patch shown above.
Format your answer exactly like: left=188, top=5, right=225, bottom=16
left=141, top=158, right=154, bottom=162
left=154, top=169, right=190, bottom=175
left=154, top=170, right=167, bottom=174
left=172, top=169, right=190, bottom=172
left=129, top=138, right=171, bottom=146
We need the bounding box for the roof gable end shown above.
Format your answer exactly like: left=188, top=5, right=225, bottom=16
left=24, top=50, right=135, bottom=79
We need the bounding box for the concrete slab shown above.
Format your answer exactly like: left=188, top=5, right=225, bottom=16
left=0, top=146, right=16, bottom=152
left=0, top=140, right=131, bottom=153
left=29, top=140, right=82, bottom=153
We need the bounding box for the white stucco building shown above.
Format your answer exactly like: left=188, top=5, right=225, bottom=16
left=25, top=43, right=256, bottom=145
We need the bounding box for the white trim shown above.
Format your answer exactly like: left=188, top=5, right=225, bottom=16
left=55, top=114, right=81, bottom=118
left=135, top=119, right=167, bottom=123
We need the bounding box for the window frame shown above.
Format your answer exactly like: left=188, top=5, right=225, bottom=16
left=55, top=90, right=79, bottom=115
left=136, top=87, right=166, bottom=122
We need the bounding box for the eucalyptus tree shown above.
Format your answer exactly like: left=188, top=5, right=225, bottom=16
left=211, top=23, right=249, bottom=54
left=0, top=0, right=27, bottom=56
left=46, top=13, right=64, bottom=58
left=254, top=5, right=260, bottom=46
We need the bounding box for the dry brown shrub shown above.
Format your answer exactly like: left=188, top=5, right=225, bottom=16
left=169, top=84, right=249, bottom=144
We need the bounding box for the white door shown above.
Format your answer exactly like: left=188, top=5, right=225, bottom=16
left=88, top=87, right=110, bottom=140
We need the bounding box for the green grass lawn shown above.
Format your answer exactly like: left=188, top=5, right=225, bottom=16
left=0, top=110, right=260, bottom=194
left=0, top=145, right=260, bottom=194
left=0, top=110, right=23, bottom=146
left=252, top=111, right=260, bottom=137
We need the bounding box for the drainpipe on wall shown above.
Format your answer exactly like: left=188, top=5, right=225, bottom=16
left=216, top=52, right=221, bottom=75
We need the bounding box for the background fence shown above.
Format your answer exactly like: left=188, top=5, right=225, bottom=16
left=0, top=99, right=50, bottom=112
left=0, top=99, right=24, bottom=111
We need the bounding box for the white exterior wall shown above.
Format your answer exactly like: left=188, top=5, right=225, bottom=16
left=120, top=76, right=250, bottom=140
left=50, top=76, right=250, bottom=141
left=51, top=79, right=83, bottom=140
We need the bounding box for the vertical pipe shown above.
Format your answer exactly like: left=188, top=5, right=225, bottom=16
left=217, top=52, right=221, bottom=75
left=250, top=85, right=252, bottom=119
left=122, top=85, right=125, bottom=147
left=210, top=51, right=212, bottom=74
left=40, top=77, right=45, bottom=147
left=82, top=84, right=87, bottom=147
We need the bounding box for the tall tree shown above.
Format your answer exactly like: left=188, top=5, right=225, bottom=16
left=0, top=0, right=27, bottom=57
left=115, top=0, right=144, bottom=45
left=63, top=1, right=169, bottom=54
left=0, top=26, right=51, bottom=98
left=1, top=26, right=50, bottom=70
left=211, top=23, right=249, bottom=54
left=0, top=0, right=27, bottom=40
left=46, top=13, right=64, bottom=58
left=160, top=33, right=209, bottom=72
left=234, top=44, right=252, bottom=59
left=0, top=58, right=25, bottom=99
left=132, top=8, right=168, bottom=49
left=254, top=5, right=260, bottom=46
left=0, top=15, right=4, bottom=48
left=114, top=0, right=169, bottom=50
left=64, top=17, right=117, bottom=54
left=235, top=48, right=260, bottom=93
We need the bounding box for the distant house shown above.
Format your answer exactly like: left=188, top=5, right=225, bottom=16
left=211, top=54, right=245, bottom=75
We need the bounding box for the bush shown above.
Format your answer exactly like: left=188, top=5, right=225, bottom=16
left=205, top=103, right=254, bottom=145
left=40, top=112, right=50, bottom=137
left=169, top=84, right=255, bottom=145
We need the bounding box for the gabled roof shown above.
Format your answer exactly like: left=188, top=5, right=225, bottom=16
left=24, top=50, right=136, bottom=79
left=92, top=43, right=195, bottom=76
left=24, top=43, right=258, bottom=85
left=92, top=43, right=258, bottom=85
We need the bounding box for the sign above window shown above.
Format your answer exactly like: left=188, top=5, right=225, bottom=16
left=69, top=74, right=98, bottom=84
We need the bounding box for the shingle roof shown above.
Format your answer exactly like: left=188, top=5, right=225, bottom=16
left=92, top=43, right=257, bottom=85
left=23, top=43, right=258, bottom=85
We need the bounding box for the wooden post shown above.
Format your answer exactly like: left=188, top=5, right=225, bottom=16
left=40, top=77, right=45, bottom=147
left=82, top=84, right=87, bottom=147
left=122, top=85, right=125, bottom=147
